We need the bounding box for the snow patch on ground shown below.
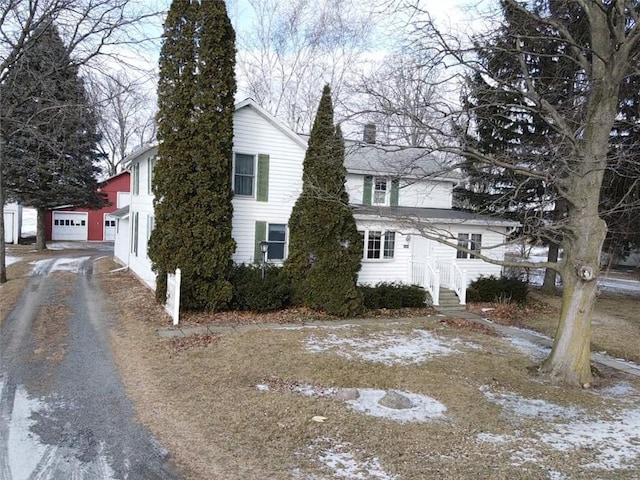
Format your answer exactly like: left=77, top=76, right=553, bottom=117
left=478, top=387, right=640, bottom=471
left=30, top=256, right=90, bottom=275
left=506, top=337, right=551, bottom=361
left=481, top=385, right=582, bottom=421
left=595, top=382, right=638, bottom=401
left=294, top=439, right=396, bottom=479
left=345, top=388, right=446, bottom=423
left=306, top=329, right=475, bottom=365
left=6, top=256, right=21, bottom=266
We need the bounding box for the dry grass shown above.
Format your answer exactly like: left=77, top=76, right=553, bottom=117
left=98, top=258, right=640, bottom=480
left=471, top=289, right=640, bottom=364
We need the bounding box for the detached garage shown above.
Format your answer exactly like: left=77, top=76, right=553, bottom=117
left=45, top=171, right=130, bottom=242
left=52, top=212, right=88, bottom=241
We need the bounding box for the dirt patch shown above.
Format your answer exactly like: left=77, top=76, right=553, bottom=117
left=438, top=317, right=501, bottom=336
left=99, top=259, right=640, bottom=479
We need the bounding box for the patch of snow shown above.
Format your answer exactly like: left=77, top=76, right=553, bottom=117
left=480, top=386, right=581, bottom=421
left=540, top=408, right=640, bottom=470
left=317, top=443, right=396, bottom=479
left=255, top=384, right=270, bottom=391
left=480, top=307, right=495, bottom=312
left=477, top=388, right=640, bottom=472
left=306, top=329, right=475, bottom=366
left=546, top=470, right=570, bottom=480
left=506, top=337, right=551, bottom=361
left=345, top=388, right=446, bottom=423
left=30, top=258, right=54, bottom=275
left=595, top=382, right=637, bottom=400
left=292, top=385, right=338, bottom=397
left=6, top=255, right=21, bottom=266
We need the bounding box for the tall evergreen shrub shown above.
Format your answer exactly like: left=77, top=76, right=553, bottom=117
left=285, top=85, right=363, bottom=316
left=149, top=0, right=237, bottom=309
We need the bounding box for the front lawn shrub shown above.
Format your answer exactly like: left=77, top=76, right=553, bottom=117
left=466, top=275, right=528, bottom=304
left=359, top=282, right=428, bottom=309
left=230, top=264, right=292, bottom=312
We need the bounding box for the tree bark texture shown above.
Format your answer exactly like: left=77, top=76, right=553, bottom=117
left=36, top=207, right=47, bottom=250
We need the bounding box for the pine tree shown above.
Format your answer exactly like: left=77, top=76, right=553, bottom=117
left=1, top=23, right=103, bottom=250
left=149, top=0, right=237, bottom=310
left=285, top=85, right=363, bottom=317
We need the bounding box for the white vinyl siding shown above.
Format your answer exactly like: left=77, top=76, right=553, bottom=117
left=231, top=106, right=305, bottom=264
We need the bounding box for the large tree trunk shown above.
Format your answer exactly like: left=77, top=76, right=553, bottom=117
left=35, top=207, right=47, bottom=250
left=541, top=242, right=559, bottom=293
left=541, top=217, right=607, bottom=386
left=0, top=154, right=6, bottom=284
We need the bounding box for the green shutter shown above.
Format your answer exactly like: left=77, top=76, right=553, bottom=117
left=254, top=221, right=267, bottom=263
left=257, top=154, right=269, bottom=202
left=390, top=178, right=400, bottom=207
left=363, top=175, right=372, bottom=205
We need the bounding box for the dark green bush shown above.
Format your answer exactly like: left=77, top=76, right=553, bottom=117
left=466, top=275, right=528, bottom=304
left=358, top=282, right=428, bottom=309
left=229, top=264, right=292, bottom=312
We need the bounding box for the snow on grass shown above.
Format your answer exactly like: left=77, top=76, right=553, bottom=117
left=595, top=382, right=638, bottom=401
left=506, top=337, right=551, bottom=361
left=345, top=388, right=446, bottom=423
left=478, top=387, right=640, bottom=471
left=294, top=439, right=397, bottom=480
left=6, top=256, right=21, bottom=266
left=480, top=385, right=582, bottom=421
left=306, top=329, right=475, bottom=365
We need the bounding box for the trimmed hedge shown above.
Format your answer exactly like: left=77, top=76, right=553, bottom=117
left=466, top=275, right=528, bottom=304
left=358, top=282, right=428, bottom=309
left=229, top=264, right=292, bottom=312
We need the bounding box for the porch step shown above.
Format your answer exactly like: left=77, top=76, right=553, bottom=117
left=436, top=288, right=464, bottom=311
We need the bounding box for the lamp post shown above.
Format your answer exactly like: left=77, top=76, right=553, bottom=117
left=259, top=241, right=269, bottom=280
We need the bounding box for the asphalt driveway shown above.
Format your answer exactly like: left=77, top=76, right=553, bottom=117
left=0, top=247, right=181, bottom=480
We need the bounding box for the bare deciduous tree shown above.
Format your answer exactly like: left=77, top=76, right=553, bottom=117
left=393, top=0, right=640, bottom=386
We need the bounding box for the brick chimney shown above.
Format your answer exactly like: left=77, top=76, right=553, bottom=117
left=363, top=123, right=376, bottom=144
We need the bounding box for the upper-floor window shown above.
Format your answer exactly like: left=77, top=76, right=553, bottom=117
left=147, top=156, right=156, bottom=194
left=132, top=163, right=140, bottom=196
left=359, top=230, right=395, bottom=259
left=456, top=233, right=482, bottom=259
left=234, top=153, right=255, bottom=196
left=373, top=178, right=388, bottom=205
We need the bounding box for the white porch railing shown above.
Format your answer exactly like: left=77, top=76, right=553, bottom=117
left=413, top=261, right=467, bottom=306
left=411, top=261, right=440, bottom=305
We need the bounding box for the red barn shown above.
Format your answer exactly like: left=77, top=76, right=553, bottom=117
left=45, top=171, right=130, bottom=242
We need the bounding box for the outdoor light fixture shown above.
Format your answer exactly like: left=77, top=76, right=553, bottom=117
left=259, top=241, right=269, bottom=279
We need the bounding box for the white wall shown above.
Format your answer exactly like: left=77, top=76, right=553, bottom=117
left=114, top=216, right=130, bottom=266
left=346, top=173, right=453, bottom=209
left=3, top=202, right=22, bottom=244
left=231, top=105, right=306, bottom=264
left=127, top=146, right=158, bottom=290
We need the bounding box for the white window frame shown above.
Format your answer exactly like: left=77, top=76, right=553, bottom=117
left=456, top=233, right=482, bottom=259
left=359, top=229, right=396, bottom=260
left=266, top=223, right=287, bottom=262
left=132, top=163, right=140, bottom=196
left=233, top=153, right=256, bottom=197
left=147, top=156, right=156, bottom=194
left=147, top=215, right=155, bottom=241
left=372, top=177, right=389, bottom=205
left=131, top=211, right=139, bottom=256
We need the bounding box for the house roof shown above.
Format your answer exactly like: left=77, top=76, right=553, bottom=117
left=98, top=170, right=130, bottom=186
left=354, top=206, right=520, bottom=228
left=110, top=205, right=130, bottom=218
left=343, top=141, right=463, bottom=182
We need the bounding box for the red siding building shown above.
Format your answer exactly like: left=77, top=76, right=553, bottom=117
left=45, top=171, right=130, bottom=242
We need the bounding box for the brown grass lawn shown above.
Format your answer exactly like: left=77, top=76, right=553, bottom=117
left=97, top=258, right=640, bottom=480
left=468, top=288, right=640, bottom=364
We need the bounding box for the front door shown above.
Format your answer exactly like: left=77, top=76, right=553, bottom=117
left=411, top=235, right=431, bottom=263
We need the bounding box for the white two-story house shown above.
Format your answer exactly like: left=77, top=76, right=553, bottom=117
left=114, top=99, right=517, bottom=305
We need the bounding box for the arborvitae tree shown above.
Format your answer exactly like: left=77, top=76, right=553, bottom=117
left=149, top=0, right=237, bottom=310
left=1, top=23, right=103, bottom=250
left=285, top=85, right=363, bottom=317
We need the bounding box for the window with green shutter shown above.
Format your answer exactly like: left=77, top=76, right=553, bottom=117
left=390, top=178, right=399, bottom=207
left=363, top=175, right=372, bottom=205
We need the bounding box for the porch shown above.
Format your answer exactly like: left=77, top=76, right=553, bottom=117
left=410, top=260, right=467, bottom=307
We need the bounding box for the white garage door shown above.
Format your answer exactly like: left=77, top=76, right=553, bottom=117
left=104, top=214, right=117, bottom=241
left=52, top=212, right=88, bottom=241
left=3, top=212, right=14, bottom=243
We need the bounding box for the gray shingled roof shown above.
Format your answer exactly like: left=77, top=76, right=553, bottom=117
left=110, top=205, right=130, bottom=218
left=343, top=141, right=463, bottom=180
left=354, top=206, right=520, bottom=227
